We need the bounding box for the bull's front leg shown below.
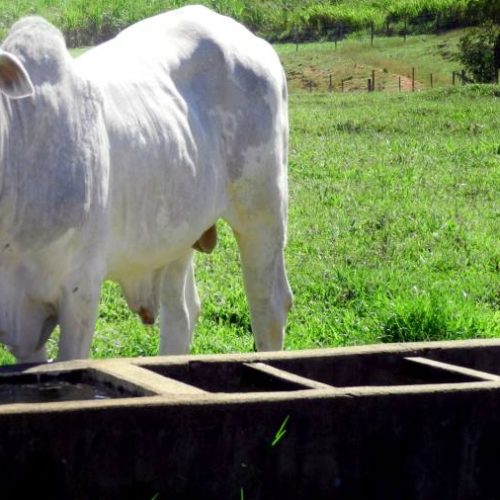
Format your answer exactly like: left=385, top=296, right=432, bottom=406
left=57, top=276, right=102, bottom=361
left=17, top=346, right=49, bottom=364
left=159, top=252, right=200, bottom=355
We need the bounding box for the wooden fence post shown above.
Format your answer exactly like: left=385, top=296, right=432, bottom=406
left=430, top=73, right=433, bottom=89
left=412, top=67, right=415, bottom=92
left=329, top=74, right=333, bottom=92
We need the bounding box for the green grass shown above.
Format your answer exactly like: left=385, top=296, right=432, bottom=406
left=286, top=85, right=499, bottom=347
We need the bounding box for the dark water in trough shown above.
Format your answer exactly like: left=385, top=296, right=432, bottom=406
left=0, top=369, right=139, bottom=404
left=0, top=380, right=112, bottom=404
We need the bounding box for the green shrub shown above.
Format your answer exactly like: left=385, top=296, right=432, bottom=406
left=459, top=22, right=500, bottom=82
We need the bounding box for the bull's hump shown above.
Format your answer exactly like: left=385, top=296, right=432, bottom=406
left=2, top=16, right=71, bottom=82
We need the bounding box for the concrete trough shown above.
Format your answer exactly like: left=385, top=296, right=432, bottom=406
left=2, top=339, right=500, bottom=499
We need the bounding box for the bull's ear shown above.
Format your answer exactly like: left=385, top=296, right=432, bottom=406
left=0, top=50, right=34, bottom=99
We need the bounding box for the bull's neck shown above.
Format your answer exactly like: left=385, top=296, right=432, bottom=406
left=0, top=97, right=11, bottom=238
left=0, top=96, right=35, bottom=237
left=0, top=96, right=11, bottom=208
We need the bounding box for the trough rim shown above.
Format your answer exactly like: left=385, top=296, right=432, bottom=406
left=0, top=338, right=499, bottom=415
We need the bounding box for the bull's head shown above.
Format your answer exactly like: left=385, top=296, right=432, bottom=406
left=0, top=50, right=53, bottom=363
left=0, top=49, right=34, bottom=99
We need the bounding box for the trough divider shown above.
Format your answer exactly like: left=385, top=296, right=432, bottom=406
left=93, top=361, right=208, bottom=396
left=404, top=356, right=500, bottom=382
left=244, top=362, right=337, bottom=390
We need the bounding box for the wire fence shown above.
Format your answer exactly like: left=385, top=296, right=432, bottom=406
left=283, top=11, right=500, bottom=93
left=294, top=67, right=499, bottom=93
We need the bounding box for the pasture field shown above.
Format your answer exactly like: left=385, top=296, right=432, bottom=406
left=277, top=30, right=463, bottom=92
left=2, top=84, right=498, bottom=364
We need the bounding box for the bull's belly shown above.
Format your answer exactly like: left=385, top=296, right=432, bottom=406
left=104, top=134, right=226, bottom=279
left=104, top=204, right=221, bottom=281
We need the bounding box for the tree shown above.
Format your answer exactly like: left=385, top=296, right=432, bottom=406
left=459, top=23, right=500, bottom=82
left=466, top=0, right=500, bottom=23
left=459, top=0, right=500, bottom=83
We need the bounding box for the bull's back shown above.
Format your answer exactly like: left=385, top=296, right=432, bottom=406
left=75, top=6, right=287, bottom=273
left=77, top=5, right=286, bottom=125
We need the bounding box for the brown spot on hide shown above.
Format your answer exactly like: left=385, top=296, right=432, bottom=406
left=192, top=224, right=217, bottom=254
left=138, top=306, right=155, bottom=325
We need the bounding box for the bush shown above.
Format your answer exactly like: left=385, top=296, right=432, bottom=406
left=459, top=22, right=500, bottom=82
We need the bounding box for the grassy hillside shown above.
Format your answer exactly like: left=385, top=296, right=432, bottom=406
left=277, top=30, right=463, bottom=92
left=0, top=85, right=498, bottom=364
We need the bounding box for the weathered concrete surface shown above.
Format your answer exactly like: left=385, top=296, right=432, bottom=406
left=1, top=339, right=500, bottom=499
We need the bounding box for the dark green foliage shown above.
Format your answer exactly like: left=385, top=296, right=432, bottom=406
left=458, top=0, right=500, bottom=83
left=466, top=0, right=500, bottom=23
left=459, top=23, right=500, bottom=82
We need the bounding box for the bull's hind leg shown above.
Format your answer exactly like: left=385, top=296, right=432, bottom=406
left=159, top=252, right=200, bottom=355
left=233, top=228, right=292, bottom=351
left=227, top=187, right=293, bottom=351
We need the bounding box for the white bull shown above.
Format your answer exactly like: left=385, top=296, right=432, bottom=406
left=0, top=5, right=292, bottom=363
